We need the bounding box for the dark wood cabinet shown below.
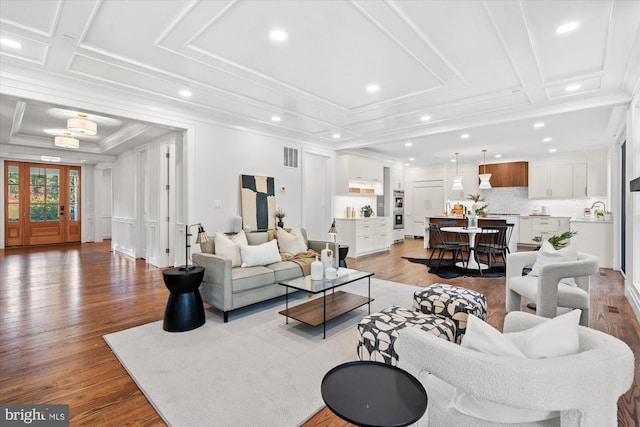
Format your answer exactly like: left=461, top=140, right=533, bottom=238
left=479, top=162, right=528, bottom=187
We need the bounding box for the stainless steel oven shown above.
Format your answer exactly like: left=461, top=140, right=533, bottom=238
left=393, top=190, right=404, bottom=230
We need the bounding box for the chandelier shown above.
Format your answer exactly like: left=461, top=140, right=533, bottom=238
left=54, top=132, right=80, bottom=149
left=452, top=152, right=464, bottom=191
left=67, top=113, right=97, bottom=136
left=478, top=149, right=492, bottom=189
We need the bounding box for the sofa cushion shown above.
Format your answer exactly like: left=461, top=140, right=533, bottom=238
left=277, top=226, right=308, bottom=255
left=240, top=239, right=282, bottom=267
left=508, top=275, right=589, bottom=309
left=231, top=266, right=275, bottom=293
left=246, top=231, right=269, bottom=246
left=529, top=241, right=577, bottom=285
left=214, top=230, right=248, bottom=267
left=268, top=260, right=303, bottom=282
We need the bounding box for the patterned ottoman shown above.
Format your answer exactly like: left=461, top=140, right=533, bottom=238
left=413, top=283, right=487, bottom=343
left=356, top=305, right=456, bottom=366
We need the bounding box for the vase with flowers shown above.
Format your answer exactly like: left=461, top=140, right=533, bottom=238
left=275, top=208, right=286, bottom=228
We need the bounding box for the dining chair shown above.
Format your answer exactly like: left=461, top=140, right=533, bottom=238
left=428, top=223, right=466, bottom=270
left=475, top=225, right=508, bottom=269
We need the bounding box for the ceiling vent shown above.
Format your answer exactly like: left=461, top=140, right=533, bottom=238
left=283, top=147, right=298, bottom=168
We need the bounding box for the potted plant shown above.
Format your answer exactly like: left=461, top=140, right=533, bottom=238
left=474, top=204, right=489, bottom=217
left=274, top=208, right=285, bottom=228
left=360, top=205, right=373, bottom=217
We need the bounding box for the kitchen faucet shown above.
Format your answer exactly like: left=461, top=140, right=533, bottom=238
left=591, top=201, right=606, bottom=213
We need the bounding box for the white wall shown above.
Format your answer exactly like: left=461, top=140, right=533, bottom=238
left=625, top=88, right=640, bottom=322
left=112, top=150, right=137, bottom=257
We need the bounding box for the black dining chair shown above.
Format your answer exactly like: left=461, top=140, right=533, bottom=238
left=428, top=223, right=466, bottom=270
left=475, top=225, right=509, bottom=269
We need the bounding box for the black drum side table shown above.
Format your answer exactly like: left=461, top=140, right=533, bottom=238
left=321, top=360, right=427, bottom=427
left=162, top=266, right=205, bottom=332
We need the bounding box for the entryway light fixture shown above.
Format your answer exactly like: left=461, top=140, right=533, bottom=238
left=67, top=113, right=97, bottom=136
left=54, top=132, right=80, bottom=149
left=452, top=152, right=464, bottom=191
left=479, top=149, right=492, bottom=189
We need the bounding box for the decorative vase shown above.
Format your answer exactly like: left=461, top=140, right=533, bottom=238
left=277, top=220, right=284, bottom=228
left=364, top=211, right=371, bottom=217
left=310, top=256, right=323, bottom=281
left=468, top=215, right=478, bottom=228
left=321, top=243, right=332, bottom=271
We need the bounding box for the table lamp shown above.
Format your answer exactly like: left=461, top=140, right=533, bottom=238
left=180, top=223, right=209, bottom=271
left=328, top=219, right=338, bottom=269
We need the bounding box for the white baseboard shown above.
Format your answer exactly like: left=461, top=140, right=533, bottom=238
left=625, top=281, right=640, bottom=323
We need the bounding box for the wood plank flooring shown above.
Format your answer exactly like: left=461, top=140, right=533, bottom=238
left=1, top=239, right=638, bottom=426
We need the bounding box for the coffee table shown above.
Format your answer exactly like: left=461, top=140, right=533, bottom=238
left=321, top=360, right=428, bottom=427
left=278, top=268, right=374, bottom=338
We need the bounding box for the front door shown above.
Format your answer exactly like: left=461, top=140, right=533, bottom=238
left=5, top=161, right=81, bottom=246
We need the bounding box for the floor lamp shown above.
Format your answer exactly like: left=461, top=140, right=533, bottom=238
left=180, top=223, right=209, bottom=271
left=328, top=219, right=338, bottom=269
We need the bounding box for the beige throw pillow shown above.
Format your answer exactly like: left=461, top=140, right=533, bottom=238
left=276, top=226, right=308, bottom=255
left=214, top=230, right=248, bottom=267
left=239, top=239, right=282, bottom=267
left=529, top=240, right=578, bottom=285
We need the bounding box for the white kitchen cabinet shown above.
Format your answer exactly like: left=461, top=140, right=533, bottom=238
left=587, top=151, right=607, bottom=197
left=519, top=216, right=571, bottom=245
left=572, top=163, right=587, bottom=198
left=529, top=165, right=573, bottom=198
left=411, top=181, right=444, bottom=238
left=336, top=155, right=383, bottom=194
left=570, top=219, right=613, bottom=268
left=335, top=217, right=390, bottom=258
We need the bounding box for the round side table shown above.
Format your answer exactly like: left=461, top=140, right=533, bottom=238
left=162, top=266, right=205, bottom=332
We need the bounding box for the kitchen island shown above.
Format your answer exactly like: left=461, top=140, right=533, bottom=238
left=424, top=216, right=514, bottom=251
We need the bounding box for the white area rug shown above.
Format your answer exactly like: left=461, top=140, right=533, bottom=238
left=103, top=278, right=419, bottom=427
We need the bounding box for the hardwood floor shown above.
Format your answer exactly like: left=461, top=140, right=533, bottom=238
left=1, top=239, right=638, bottom=426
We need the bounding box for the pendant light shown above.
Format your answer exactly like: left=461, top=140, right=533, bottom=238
left=54, top=132, right=80, bottom=149
left=478, top=149, right=492, bottom=189
left=452, top=152, right=464, bottom=191
left=67, top=113, right=97, bottom=136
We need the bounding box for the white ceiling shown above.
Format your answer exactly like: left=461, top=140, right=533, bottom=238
left=0, top=0, right=639, bottom=166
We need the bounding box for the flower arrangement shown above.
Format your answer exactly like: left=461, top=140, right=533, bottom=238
left=274, top=208, right=286, bottom=220
left=467, top=193, right=485, bottom=203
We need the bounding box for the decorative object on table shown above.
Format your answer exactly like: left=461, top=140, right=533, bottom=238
left=532, top=230, right=577, bottom=249
left=467, top=215, right=478, bottom=228
left=310, top=255, right=323, bottom=280
left=180, top=223, right=209, bottom=271
left=274, top=207, right=286, bottom=228
left=240, top=174, right=276, bottom=231
left=474, top=204, right=488, bottom=217
left=321, top=242, right=333, bottom=271
left=328, top=218, right=339, bottom=268
left=467, top=193, right=485, bottom=215
left=451, top=152, right=464, bottom=191
left=360, top=205, right=373, bottom=217
left=478, top=148, right=492, bottom=189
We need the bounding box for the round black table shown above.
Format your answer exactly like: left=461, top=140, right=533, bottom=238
left=162, top=266, right=205, bottom=332
left=321, top=361, right=427, bottom=427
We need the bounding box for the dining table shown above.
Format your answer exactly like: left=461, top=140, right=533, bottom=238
left=440, top=226, right=496, bottom=271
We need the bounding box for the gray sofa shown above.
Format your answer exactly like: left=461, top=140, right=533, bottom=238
left=192, top=229, right=337, bottom=322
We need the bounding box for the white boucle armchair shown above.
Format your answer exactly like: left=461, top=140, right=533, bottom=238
left=506, top=251, right=598, bottom=326
left=395, top=311, right=634, bottom=427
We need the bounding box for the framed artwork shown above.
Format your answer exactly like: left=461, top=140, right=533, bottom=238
left=240, top=174, right=275, bottom=231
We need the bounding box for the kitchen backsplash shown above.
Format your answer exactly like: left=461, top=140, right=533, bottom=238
left=450, top=187, right=607, bottom=217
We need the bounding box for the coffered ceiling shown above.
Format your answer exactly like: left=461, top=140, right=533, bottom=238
left=1, top=0, right=639, bottom=166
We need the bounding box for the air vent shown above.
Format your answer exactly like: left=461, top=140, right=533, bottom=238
left=283, top=147, right=298, bottom=168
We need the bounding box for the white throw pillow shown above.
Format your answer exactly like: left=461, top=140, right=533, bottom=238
left=452, top=311, right=582, bottom=423
left=240, top=239, right=282, bottom=267
left=214, top=230, right=248, bottom=268
left=276, top=226, right=308, bottom=255
left=529, top=240, right=578, bottom=285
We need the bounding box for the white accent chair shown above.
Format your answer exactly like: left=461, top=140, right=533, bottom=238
left=506, top=251, right=598, bottom=326
left=396, top=311, right=634, bottom=426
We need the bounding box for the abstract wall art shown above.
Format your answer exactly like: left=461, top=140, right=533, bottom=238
left=240, top=174, right=276, bottom=231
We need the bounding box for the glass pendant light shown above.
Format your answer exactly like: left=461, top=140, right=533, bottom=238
left=452, top=152, right=464, bottom=191
left=479, top=149, right=492, bottom=189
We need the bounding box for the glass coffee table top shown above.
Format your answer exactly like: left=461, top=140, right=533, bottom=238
left=279, top=268, right=373, bottom=294
left=321, top=360, right=428, bottom=427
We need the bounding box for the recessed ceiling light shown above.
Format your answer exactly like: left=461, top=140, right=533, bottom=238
left=179, top=89, right=192, bottom=97
left=269, top=30, right=288, bottom=41
left=271, top=115, right=281, bottom=122
left=543, top=137, right=552, bottom=142
left=450, top=158, right=456, bottom=163
left=495, top=154, right=502, bottom=158
left=366, top=84, right=379, bottom=93
left=420, top=115, right=431, bottom=122
left=534, top=122, right=545, bottom=128
left=565, top=84, right=581, bottom=92
left=460, top=133, right=470, bottom=139
left=405, top=142, right=413, bottom=147
left=556, top=22, right=579, bottom=34
left=409, top=157, right=415, bottom=161
left=332, top=133, right=341, bottom=139
left=404, top=163, right=410, bottom=167
left=0, top=38, right=22, bottom=49
left=549, top=148, right=557, bottom=153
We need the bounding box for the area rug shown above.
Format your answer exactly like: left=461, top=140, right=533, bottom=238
left=103, top=278, right=419, bottom=427
left=402, top=256, right=506, bottom=278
